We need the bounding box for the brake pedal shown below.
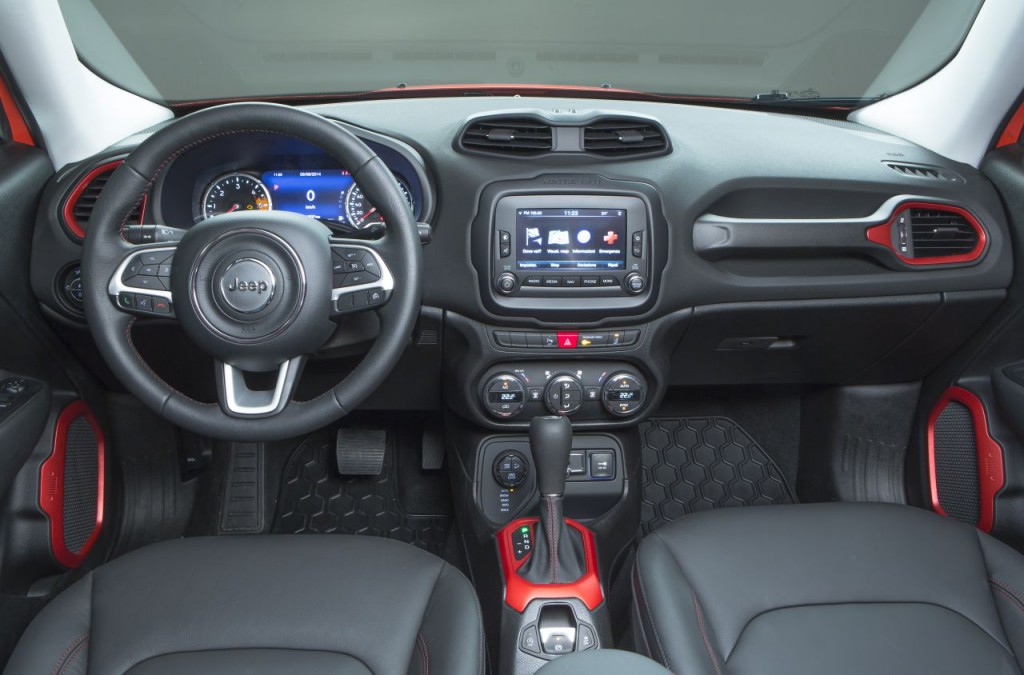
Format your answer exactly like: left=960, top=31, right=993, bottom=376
left=335, top=428, right=387, bottom=476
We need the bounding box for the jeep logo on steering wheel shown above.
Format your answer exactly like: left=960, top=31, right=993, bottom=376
left=218, top=258, right=276, bottom=314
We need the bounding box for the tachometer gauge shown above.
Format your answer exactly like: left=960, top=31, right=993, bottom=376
left=343, top=179, right=414, bottom=228
left=202, top=173, right=272, bottom=219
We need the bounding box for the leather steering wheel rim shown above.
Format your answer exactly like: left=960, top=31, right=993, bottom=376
left=81, top=103, right=422, bottom=441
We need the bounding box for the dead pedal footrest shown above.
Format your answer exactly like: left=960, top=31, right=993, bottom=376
left=335, top=428, right=387, bottom=476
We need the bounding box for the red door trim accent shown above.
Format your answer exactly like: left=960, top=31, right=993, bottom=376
left=498, top=517, right=604, bottom=612
left=866, top=201, right=987, bottom=266
left=996, top=99, right=1024, bottom=148
left=927, top=386, right=1005, bottom=533
left=0, top=71, right=34, bottom=146
left=39, top=401, right=105, bottom=568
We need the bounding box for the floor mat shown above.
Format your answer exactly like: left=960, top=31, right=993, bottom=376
left=639, top=417, right=796, bottom=535
left=272, top=430, right=451, bottom=557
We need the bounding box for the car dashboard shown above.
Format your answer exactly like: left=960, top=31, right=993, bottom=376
left=28, top=96, right=1013, bottom=431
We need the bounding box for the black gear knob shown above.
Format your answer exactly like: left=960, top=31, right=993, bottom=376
left=530, top=415, right=573, bottom=497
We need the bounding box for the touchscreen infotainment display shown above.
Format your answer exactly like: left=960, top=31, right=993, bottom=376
left=515, top=208, right=627, bottom=270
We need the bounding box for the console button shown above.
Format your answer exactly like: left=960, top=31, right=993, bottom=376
left=578, top=624, right=598, bottom=650
left=542, top=333, right=558, bottom=348
left=495, top=452, right=528, bottom=488
left=622, top=329, right=641, bottom=345
left=543, top=633, right=574, bottom=656
left=521, top=625, right=542, bottom=656
left=528, top=387, right=544, bottom=402
left=527, top=332, right=544, bottom=348
left=585, top=386, right=601, bottom=401
left=561, top=276, right=581, bottom=287
left=542, top=276, right=562, bottom=287
left=509, top=332, right=528, bottom=348
left=608, top=330, right=625, bottom=346
left=590, top=451, right=615, bottom=479
left=524, top=275, right=543, bottom=287
left=581, top=276, right=600, bottom=287
left=599, top=276, right=619, bottom=287
left=632, top=231, right=644, bottom=257
left=568, top=451, right=586, bottom=476
left=556, top=332, right=578, bottom=349
left=578, top=332, right=607, bottom=348
left=493, top=331, right=512, bottom=346
left=499, top=230, right=512, bottom=258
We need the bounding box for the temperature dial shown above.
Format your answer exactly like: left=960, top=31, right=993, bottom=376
left=483, top=374, right=526, bottom=418
left=601, top=372, right=646, bottom=417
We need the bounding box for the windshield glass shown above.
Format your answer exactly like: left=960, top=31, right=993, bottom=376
left=58, top=0, right=983, bottom=105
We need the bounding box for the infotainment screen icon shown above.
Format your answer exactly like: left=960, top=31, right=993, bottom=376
left=515, top=208, right=627, bottom=270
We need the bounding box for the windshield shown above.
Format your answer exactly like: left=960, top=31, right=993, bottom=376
left=58, top=0, right=983, bottom=106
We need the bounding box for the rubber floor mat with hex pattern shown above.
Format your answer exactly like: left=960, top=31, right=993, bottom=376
left=638, top=417, right=795, bottom=535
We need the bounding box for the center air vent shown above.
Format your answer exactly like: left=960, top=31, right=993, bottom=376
left=907, top=207, right=980, bottom=259
left=459, top=118, right=553, bottom=156
left=63, top=160, right=145, bottom=239
left=583, top=119, right=668, bottom=157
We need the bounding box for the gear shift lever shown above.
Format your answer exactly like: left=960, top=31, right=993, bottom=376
left=519, top=416, right=587, bottom=585
left=531, top=415, right=573, bottom=497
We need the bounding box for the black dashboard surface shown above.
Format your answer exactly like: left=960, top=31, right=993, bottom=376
left=29, top=96, right=1014, bottom=393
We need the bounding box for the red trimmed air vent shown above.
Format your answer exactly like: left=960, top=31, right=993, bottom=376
left=62, top=160, right=145, bottom=239
left=866, top=202, right=986, bottom=266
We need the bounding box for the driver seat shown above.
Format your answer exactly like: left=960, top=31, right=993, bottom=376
left=5, top=535, right=484, bottom=674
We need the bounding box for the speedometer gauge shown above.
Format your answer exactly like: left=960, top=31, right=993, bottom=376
left=343, top=179, right=414, bottom=228
left=202, top=173, right=272, bottom=219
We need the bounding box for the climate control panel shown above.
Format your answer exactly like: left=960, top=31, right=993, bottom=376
left=480, top=362, right=648, bottom=422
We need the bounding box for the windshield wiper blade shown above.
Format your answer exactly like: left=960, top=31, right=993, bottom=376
left=749, top=88, right=881, bottom=107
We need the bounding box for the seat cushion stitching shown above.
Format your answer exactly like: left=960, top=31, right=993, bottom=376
left=50, top=634, right=88, bottom=675
left=58, top=638, right=88, bottom=675
left=692, top=591, right=724, bottom=675
left=992, top=577, right=1024, bottom=610
left=992, top=583, right=1024, bottom=617
left=633, top=562, right=672, bottom=671
left=417, top=633, right=430, bottom=675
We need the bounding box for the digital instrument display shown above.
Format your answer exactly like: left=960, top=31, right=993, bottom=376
left=516, top=208, right=627, bottom=270
left=261, top=169, right=353, bottom=222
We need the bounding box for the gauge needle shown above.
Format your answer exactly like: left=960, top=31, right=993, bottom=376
left=226, top=204, right=240, bottom=213
left=357, top=208, right=377, bottom=225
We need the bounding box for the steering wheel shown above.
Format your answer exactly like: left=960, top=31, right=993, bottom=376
left=81, top=103, right=422, bottom=441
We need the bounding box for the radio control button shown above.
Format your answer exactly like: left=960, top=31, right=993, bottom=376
left=625, top=273, right=646, bottom=294
left=581, top=276, right=600, bottom=287
left=632, top=231, right=644, bottom=257
left=600, top=276, right=619, bottom=287
left=496, top=273, right=517, bottom=295
left=542, top=276, right=562, bottom=287
left=561, top=276, right=581, bottom=287
left=524, top=275, right=543, bottom=287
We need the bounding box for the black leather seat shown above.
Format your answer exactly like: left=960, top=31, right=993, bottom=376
left=633, top=503, right=1024, bottom=675
left=6, top=535, right=484, bottom=674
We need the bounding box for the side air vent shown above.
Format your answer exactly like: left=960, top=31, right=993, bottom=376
left=908, top=208, right=980, bottom=259
left=885, top=162, right=963, bottom=183
left=63, top=160, right=144, bottom=238
left=459, top=118, right=553, bottom=156
left=583, top=119, right=668, bottom=157
left=866, top=202, right=986, bottom=266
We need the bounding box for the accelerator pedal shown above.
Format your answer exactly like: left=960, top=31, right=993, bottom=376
left=336, top=427, right=387, bottom=476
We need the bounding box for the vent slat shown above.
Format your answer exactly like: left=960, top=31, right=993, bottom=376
left=65, top=163, right=144, bottom=234
left=583, top=118, right=667, bottom=157
left=458, top=118, right=553, bottom=156
left=907, top=207, right=979, bottom=259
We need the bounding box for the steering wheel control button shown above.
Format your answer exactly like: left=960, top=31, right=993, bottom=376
left=483, top=374, right=526, bottom=418
left=602, top=372, right=646, bottom=417
left=545, top=375, right=584, bottom=415
left=496, top=273, right=517, bottom=295
left=118, top=292, right=136, bottom=309
left=217, top=258, right=276, bottom=314
left=494, top=451, right=529, bottom=489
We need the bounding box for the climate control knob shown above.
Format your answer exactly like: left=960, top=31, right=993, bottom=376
left=483, top=373, right=526, bottom=418
left=544, top=375, right=584, bottom=415
left=601, top=372, right=646, bottom=417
